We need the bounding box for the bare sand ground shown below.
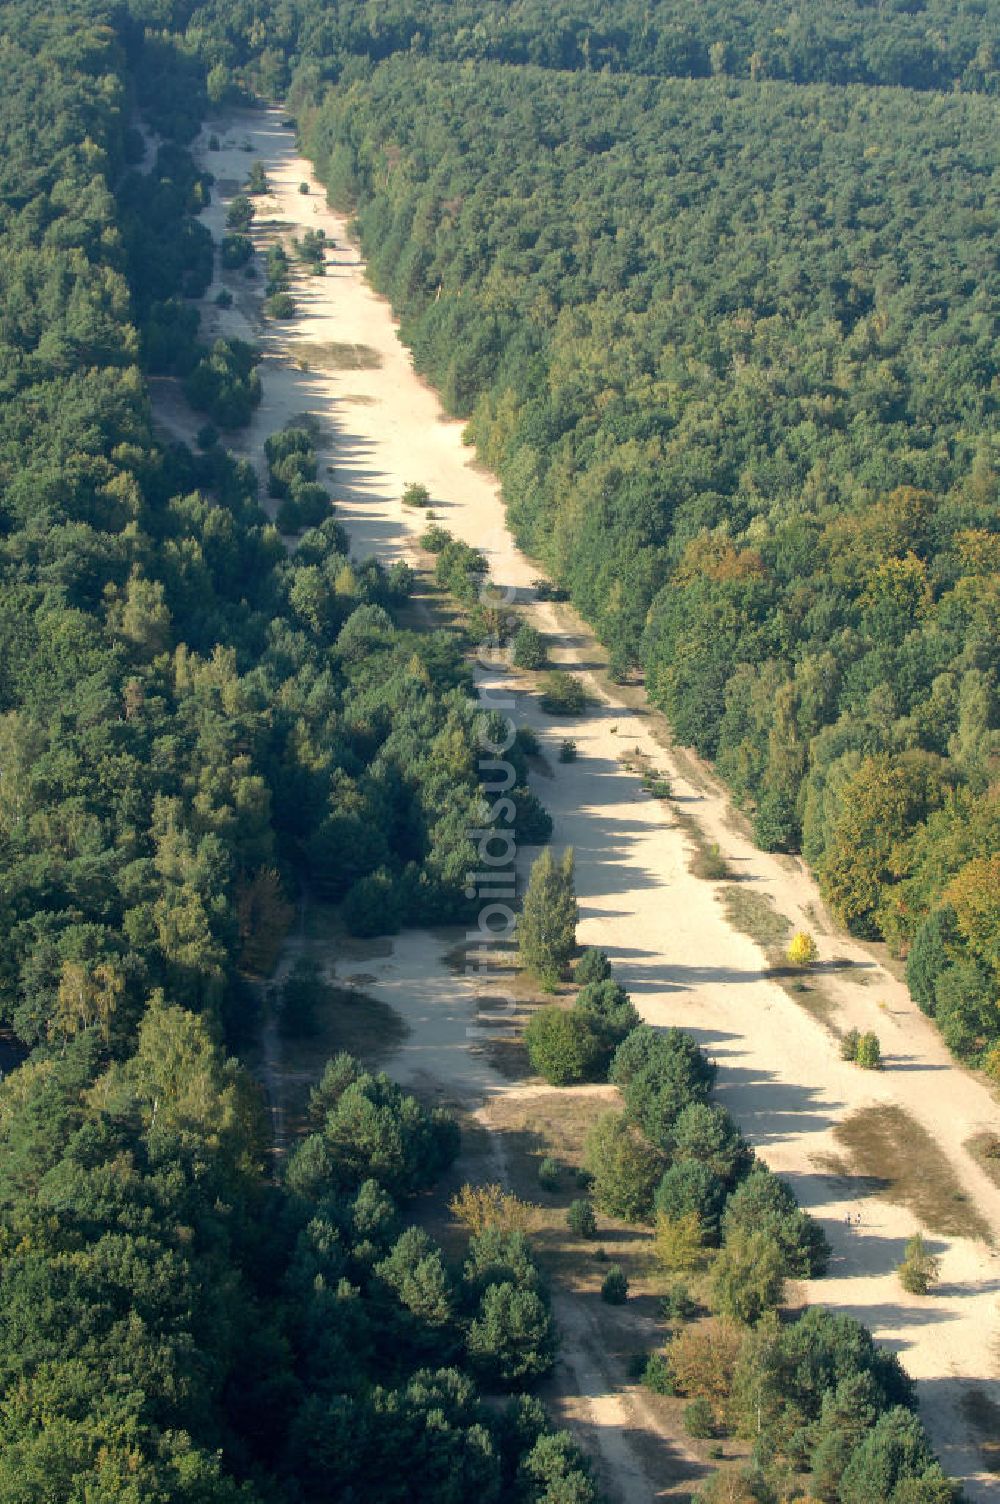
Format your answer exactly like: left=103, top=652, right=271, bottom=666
left=154, top=107, right=1000, bottom=1499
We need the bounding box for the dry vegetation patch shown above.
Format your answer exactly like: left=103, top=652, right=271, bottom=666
left=826, top=1104, right=991, bottom=1241
left=291, top=339, right=383, bottom=368
left=967, top=1131, right=1000, bottom=1192
left=719, top=886, right=790, bottom=951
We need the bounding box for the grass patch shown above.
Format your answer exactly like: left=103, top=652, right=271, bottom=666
left=960, top=1389, right=1000, bottom=1473
left=676, top=812, right=732, bottom=880
left=832, top=1105, right=991, bottom=1242
left=291, top=339, right=383, bottom=369
left=719, top=885, right=790, bottom=951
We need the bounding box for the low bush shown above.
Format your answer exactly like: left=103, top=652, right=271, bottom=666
left=684, top=1398, right=715, bottom=1439
left=601, top=1265, right=628, bottom=1304
left=566, top=1198, right=597, bottom=1238
left=537, top=1155, right=560, bottom=1191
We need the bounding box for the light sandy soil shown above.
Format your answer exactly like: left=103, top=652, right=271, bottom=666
left=154, top=107, right=1000, bottom=1500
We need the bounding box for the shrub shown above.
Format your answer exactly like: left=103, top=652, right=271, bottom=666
left=856, top=1031, right=883, bottom=1070
left=537, top=1155, right=560, bottom=1191
left=601, top=1265, right=628, bottom=1304
left=525, top=1006, right=603, bottom=1085
left=692, top=842, right=730, bottom=880
left=684, top=1398, right=715, bottom=1439
left=558, top=739, right=578, bottom=762
left=421, top=523, right=451, bottom=552
left=265, top=291, right=296, bottom=319
left=787, top=931, right=819, bottom=967
left=840, top=1027, right=862, bottom=1061
left=512, top=623, right=547, bottom=669
left=660, top=1282, right=697, bottom=1324
left=220, top=232, right=254, bottom=268
left=540, top=672, right=587, bottom=715
left=576, top=948, right=611, bottom=985
left=225, top=194, right=254, bottom=231
left=196, top=423, right=218, bottom=450
left=214, top=288, right=232, bottom=308
left=643, top=1351, right=676, bottom=1394
left=566, top=1199, right=597, bottom=1238
left=402, top=481, right=431, bottom=507
left=897, top=1233, right=941, bottom=1295
left=584, top=1111, right=664, bottom=1222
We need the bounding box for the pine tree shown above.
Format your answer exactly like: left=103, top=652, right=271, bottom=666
left=518, top=847, right=578, bottom=989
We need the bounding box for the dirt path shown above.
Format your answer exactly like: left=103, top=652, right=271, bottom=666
left=161, top=107, right=1000, bottom=1499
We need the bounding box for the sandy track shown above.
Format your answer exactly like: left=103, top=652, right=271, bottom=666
left=166, top=108, right=1000, bottom=1499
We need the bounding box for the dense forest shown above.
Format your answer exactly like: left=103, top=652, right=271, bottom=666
left=293, top=58, right=1000, bottom=1070
left=0, top=4, right=593, bottom=1498
left=143, top=0, right=1000, bottom=97
left=0, top=0, right=994, bottom=1498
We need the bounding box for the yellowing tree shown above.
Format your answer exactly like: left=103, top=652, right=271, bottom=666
left=945, top=856, right=1000, bottom=973
left=449, top=1182, right=535, bottom=1236
left=653, top=1210, right=704, bottom=1275
left=50, top=961, right=124, bottom=1045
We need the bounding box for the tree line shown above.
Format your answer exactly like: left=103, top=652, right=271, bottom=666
left=131, top=0, right=1000, bottom=102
